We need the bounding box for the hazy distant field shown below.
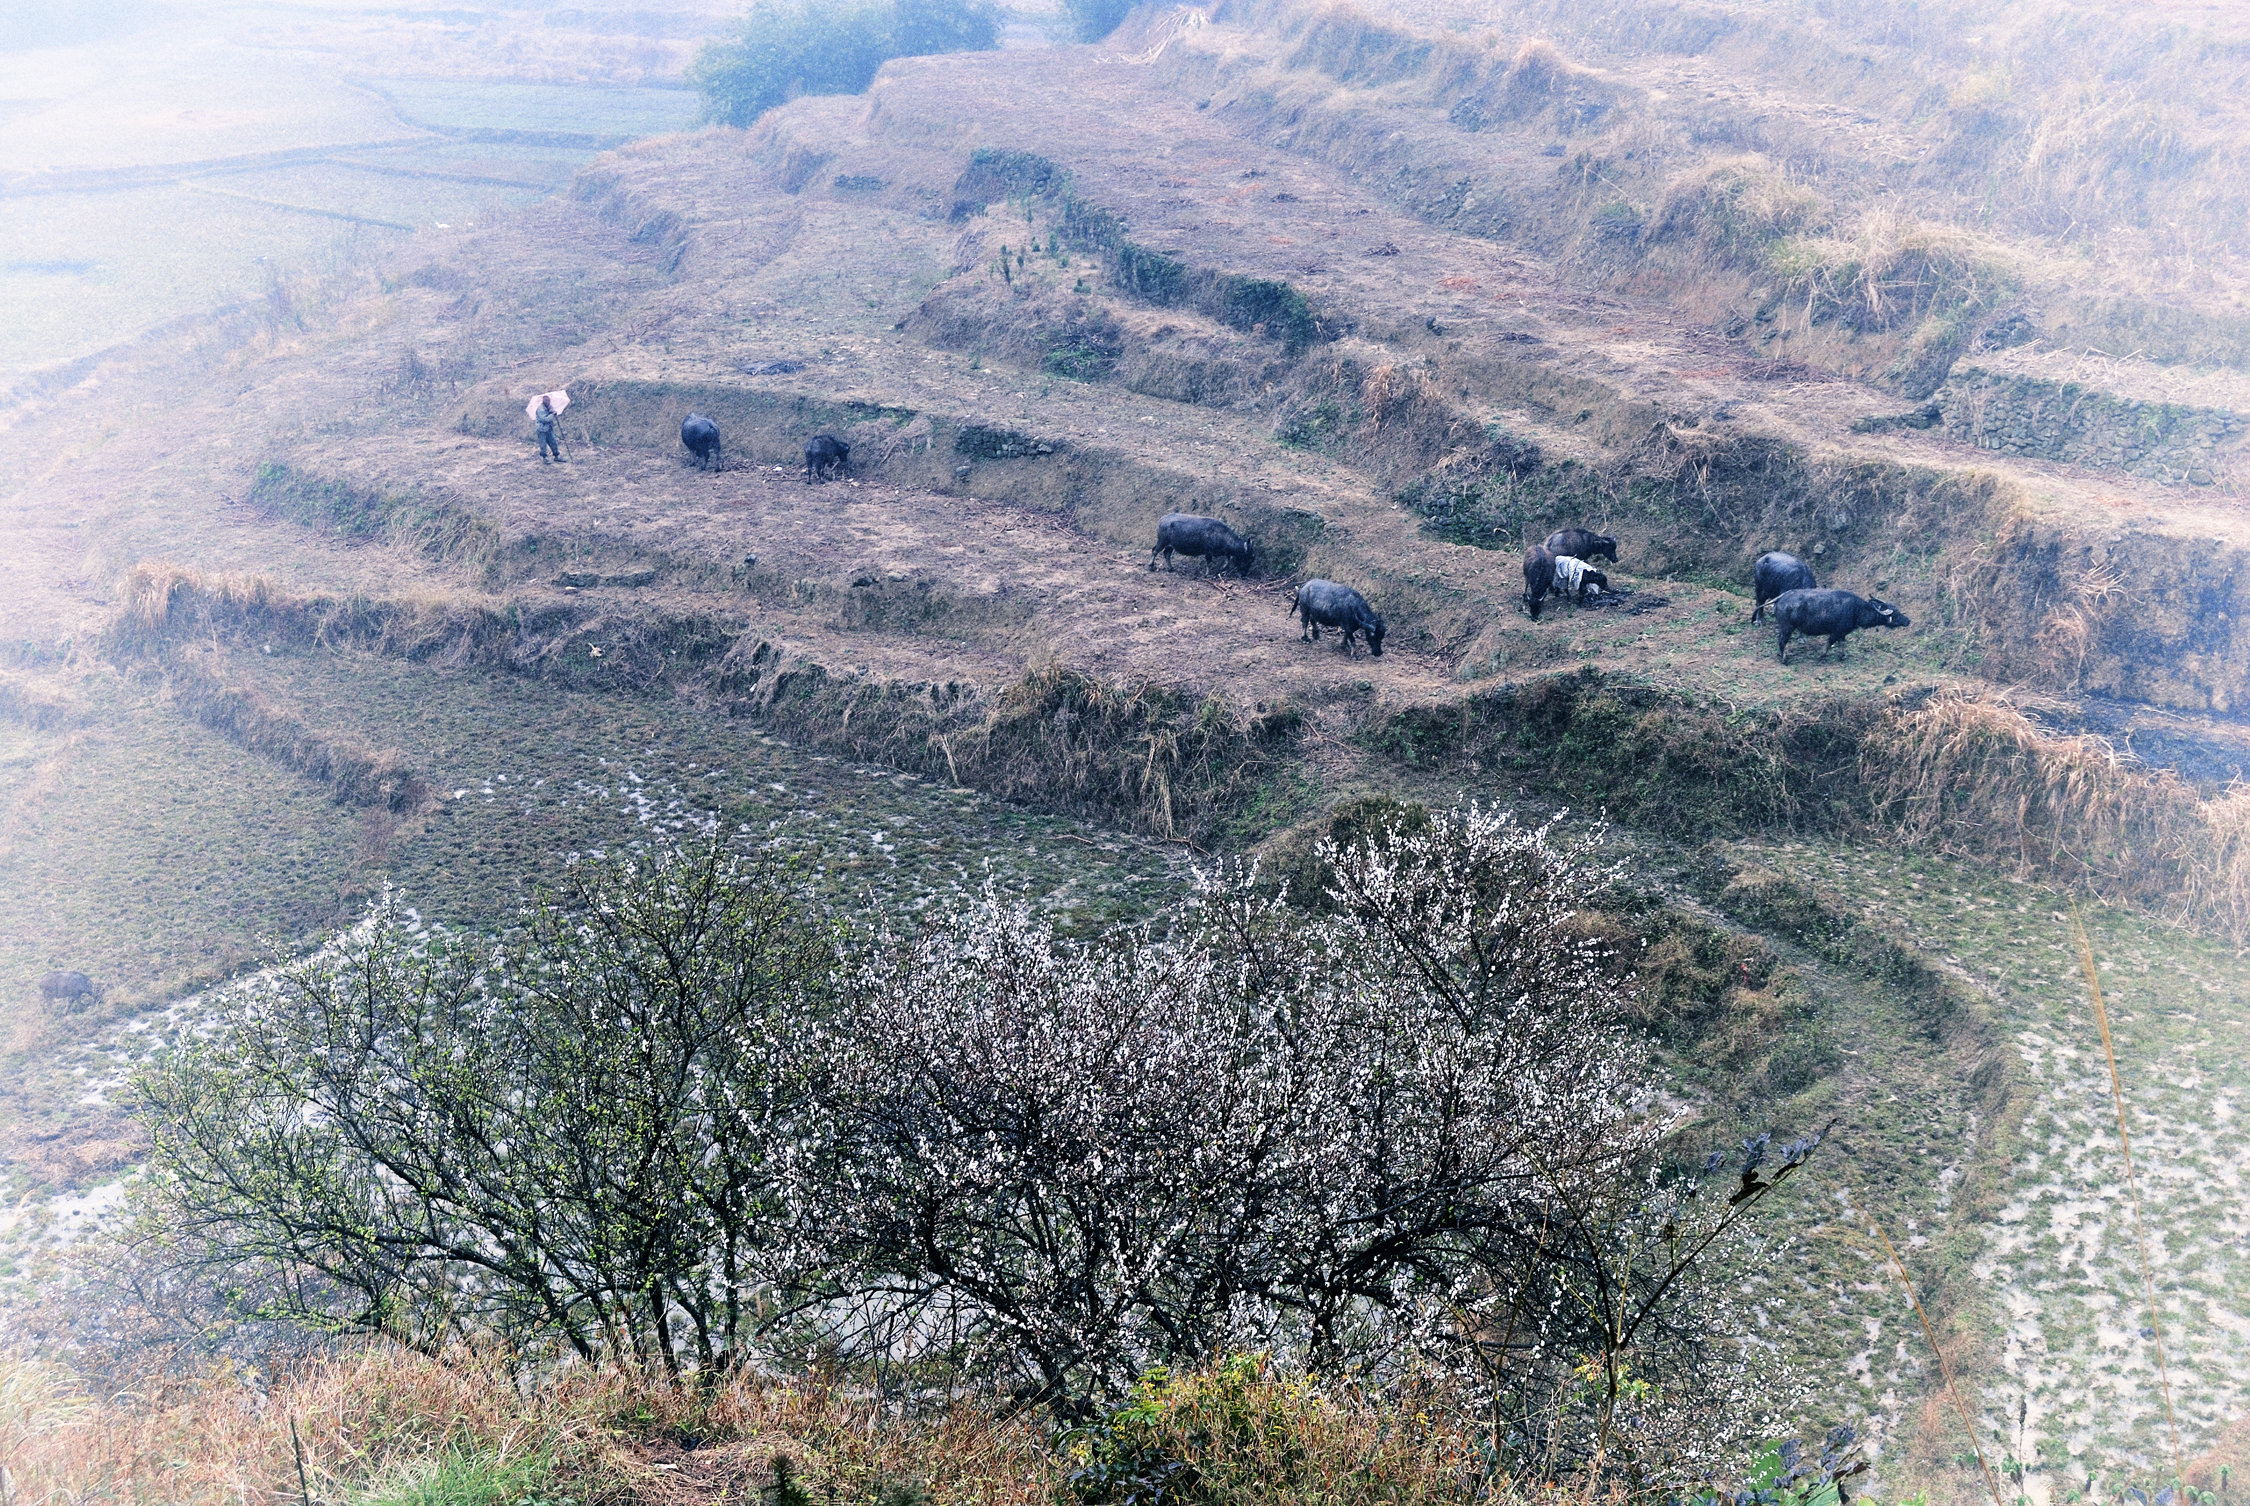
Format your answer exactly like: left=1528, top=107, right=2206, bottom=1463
left=369, top=77, right=700, bottom=138
left=0, top=134, right=607, bottom=370
left=0, top=10, right=713, bottom=375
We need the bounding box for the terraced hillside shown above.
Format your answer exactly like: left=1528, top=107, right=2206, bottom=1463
left=6, top=2, right=2250, bottom=1499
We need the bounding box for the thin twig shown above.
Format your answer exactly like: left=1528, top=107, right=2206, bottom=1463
left=290, top=1415, right=315, bottom=1506
left=1845, top=1190, right=2005, bottom=1506
left=2074, top=906, right=2186, bottom=1485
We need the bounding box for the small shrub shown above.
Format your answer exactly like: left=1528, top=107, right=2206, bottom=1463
left=1278, top=399, right=1347, bottom=451
left=1647, top=160, right=1820, bottom=267
left=1044, top=336, right=1118, bottom=380
left=1064, top=1353, right=1480, bottom=1505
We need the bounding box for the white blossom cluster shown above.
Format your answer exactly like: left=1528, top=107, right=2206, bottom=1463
left=137, top=810, right=1812, bottom=1484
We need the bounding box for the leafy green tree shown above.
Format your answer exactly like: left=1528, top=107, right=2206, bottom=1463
left=134, top=838, right=827, bottom=1379
left=690, top=0, right=1000, bottom=129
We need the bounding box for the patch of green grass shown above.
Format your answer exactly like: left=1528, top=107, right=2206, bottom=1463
left=352, top=1447, right=561, bottom=1506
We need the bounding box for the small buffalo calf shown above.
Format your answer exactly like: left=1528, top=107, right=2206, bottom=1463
left=1553, top=555, right=1608, bottom=601
left=1771, top=588, right=1910, bottom=664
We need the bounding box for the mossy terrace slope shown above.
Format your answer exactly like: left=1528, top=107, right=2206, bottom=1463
left=7, top=2, right=2250, bottom=1499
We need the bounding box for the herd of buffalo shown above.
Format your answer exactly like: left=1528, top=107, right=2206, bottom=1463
left=672, top=415, right=1908, bottom=666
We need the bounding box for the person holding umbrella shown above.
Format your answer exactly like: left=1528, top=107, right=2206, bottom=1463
left=529, top=389, right=569, bottom=463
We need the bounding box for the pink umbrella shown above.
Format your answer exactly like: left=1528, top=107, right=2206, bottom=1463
left=525, top=389, right=570, bottom=421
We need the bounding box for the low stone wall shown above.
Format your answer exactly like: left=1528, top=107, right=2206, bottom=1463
left=1937, top=360, right=2245, bottom=487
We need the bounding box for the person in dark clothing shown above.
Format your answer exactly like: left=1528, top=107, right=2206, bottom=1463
left=535, top=394, right=563, bottom=463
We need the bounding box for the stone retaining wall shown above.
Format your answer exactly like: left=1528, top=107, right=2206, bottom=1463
left=1937, top=361, right=2244, bottom=488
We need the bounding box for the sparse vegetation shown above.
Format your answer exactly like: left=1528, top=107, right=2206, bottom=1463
left=690, top=0, right=1001, bottom=128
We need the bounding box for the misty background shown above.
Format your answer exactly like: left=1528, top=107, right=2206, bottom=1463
left=0, top=0, right=1076, bottom=379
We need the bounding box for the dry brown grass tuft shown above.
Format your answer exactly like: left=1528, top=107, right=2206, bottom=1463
left=0, top=1343, right=1534, bottom=1506
left=0, top=667, right=85, bottom=729
left=2028, top=560, right=2128, bottom=689
left=1645, top=158, right=1820, bottom=270
left=1861, top=688, right=2192, bottom=882
left=1276, top=1, right=1495, bottom=97
left=0, top=1343, right=1071, bottom=1506
left=162, top=649, right=433, bottom=813
left=1857, top=686, right=2250, bottom=942
left=1767, top=210, right=2017, bottom=340
left=1, top=1345, right=585, bottom=1506
left=2182, top=782, right=2250, bottom=946
left=111, top=561, right=281, bottom=654
left=1062, top=1353, right=1485, bottom=1505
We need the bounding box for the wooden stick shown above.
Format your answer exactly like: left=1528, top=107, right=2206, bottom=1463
left=291, top=1415, right=315, bottom=1506
left=1845, top=1190, right=2006, bottom=1506
left=2074, top=907, right=2186, bottom=1486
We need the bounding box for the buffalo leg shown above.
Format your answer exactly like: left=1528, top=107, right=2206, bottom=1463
left=1777, top=625, right=1794, bottom=663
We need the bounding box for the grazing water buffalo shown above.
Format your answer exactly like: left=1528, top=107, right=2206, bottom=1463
left=1552, top=555, right=1608, bottom=600
left=1523, top=544, right=1557, bottom=620
left=1771, top=588, right=1909, bottom=663
left=1289, top=579, right=1386, bottom=656
left=1750, top=551, right=1817, bottom=622
left=804, top=433, right=850, bottom=481
left=39, top=970, right=99, bottom=1008
left=680, top=414, right=722, bottom=470
left=1150, top=513, right=1254, bottom=575
left=1546, top=528, right=1618, bottom=564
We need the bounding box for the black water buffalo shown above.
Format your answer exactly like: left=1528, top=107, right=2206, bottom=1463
left=680, top=413, right=722, bottom=470
left=1546, top=528, right=1618, bottom=564
left=804, top=433, right=850, bottom=481
left=39, top=970, right=99, bottom=1008
left=1750, top=551, right=1817, bottom=622
left=1523, top=544, right=1557, bottom=620
left=1289, top=579, right=1386, bottom=656
left=1771, top=588, right=1910, bottom=664
left=1150, top=513, right=1254, bottom=575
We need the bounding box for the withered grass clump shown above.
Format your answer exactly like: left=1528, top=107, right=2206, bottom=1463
left=2185, top=784, right=2250, bottom=948
left=0, top=1344, right=1542, bottom=1506
left=0, top=1344, right=1063, bottom=1506
left=1857, top=687, right=2250, bottom=940
left=0, top=667, right=85, bottom=729
left=111, top=560, right=278, bottom=655
left=761, top=660, right=1305, bottom=846
left=108, top=561, right=499, bottom=665
left=1859, top=690, right=2193, bottom=881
